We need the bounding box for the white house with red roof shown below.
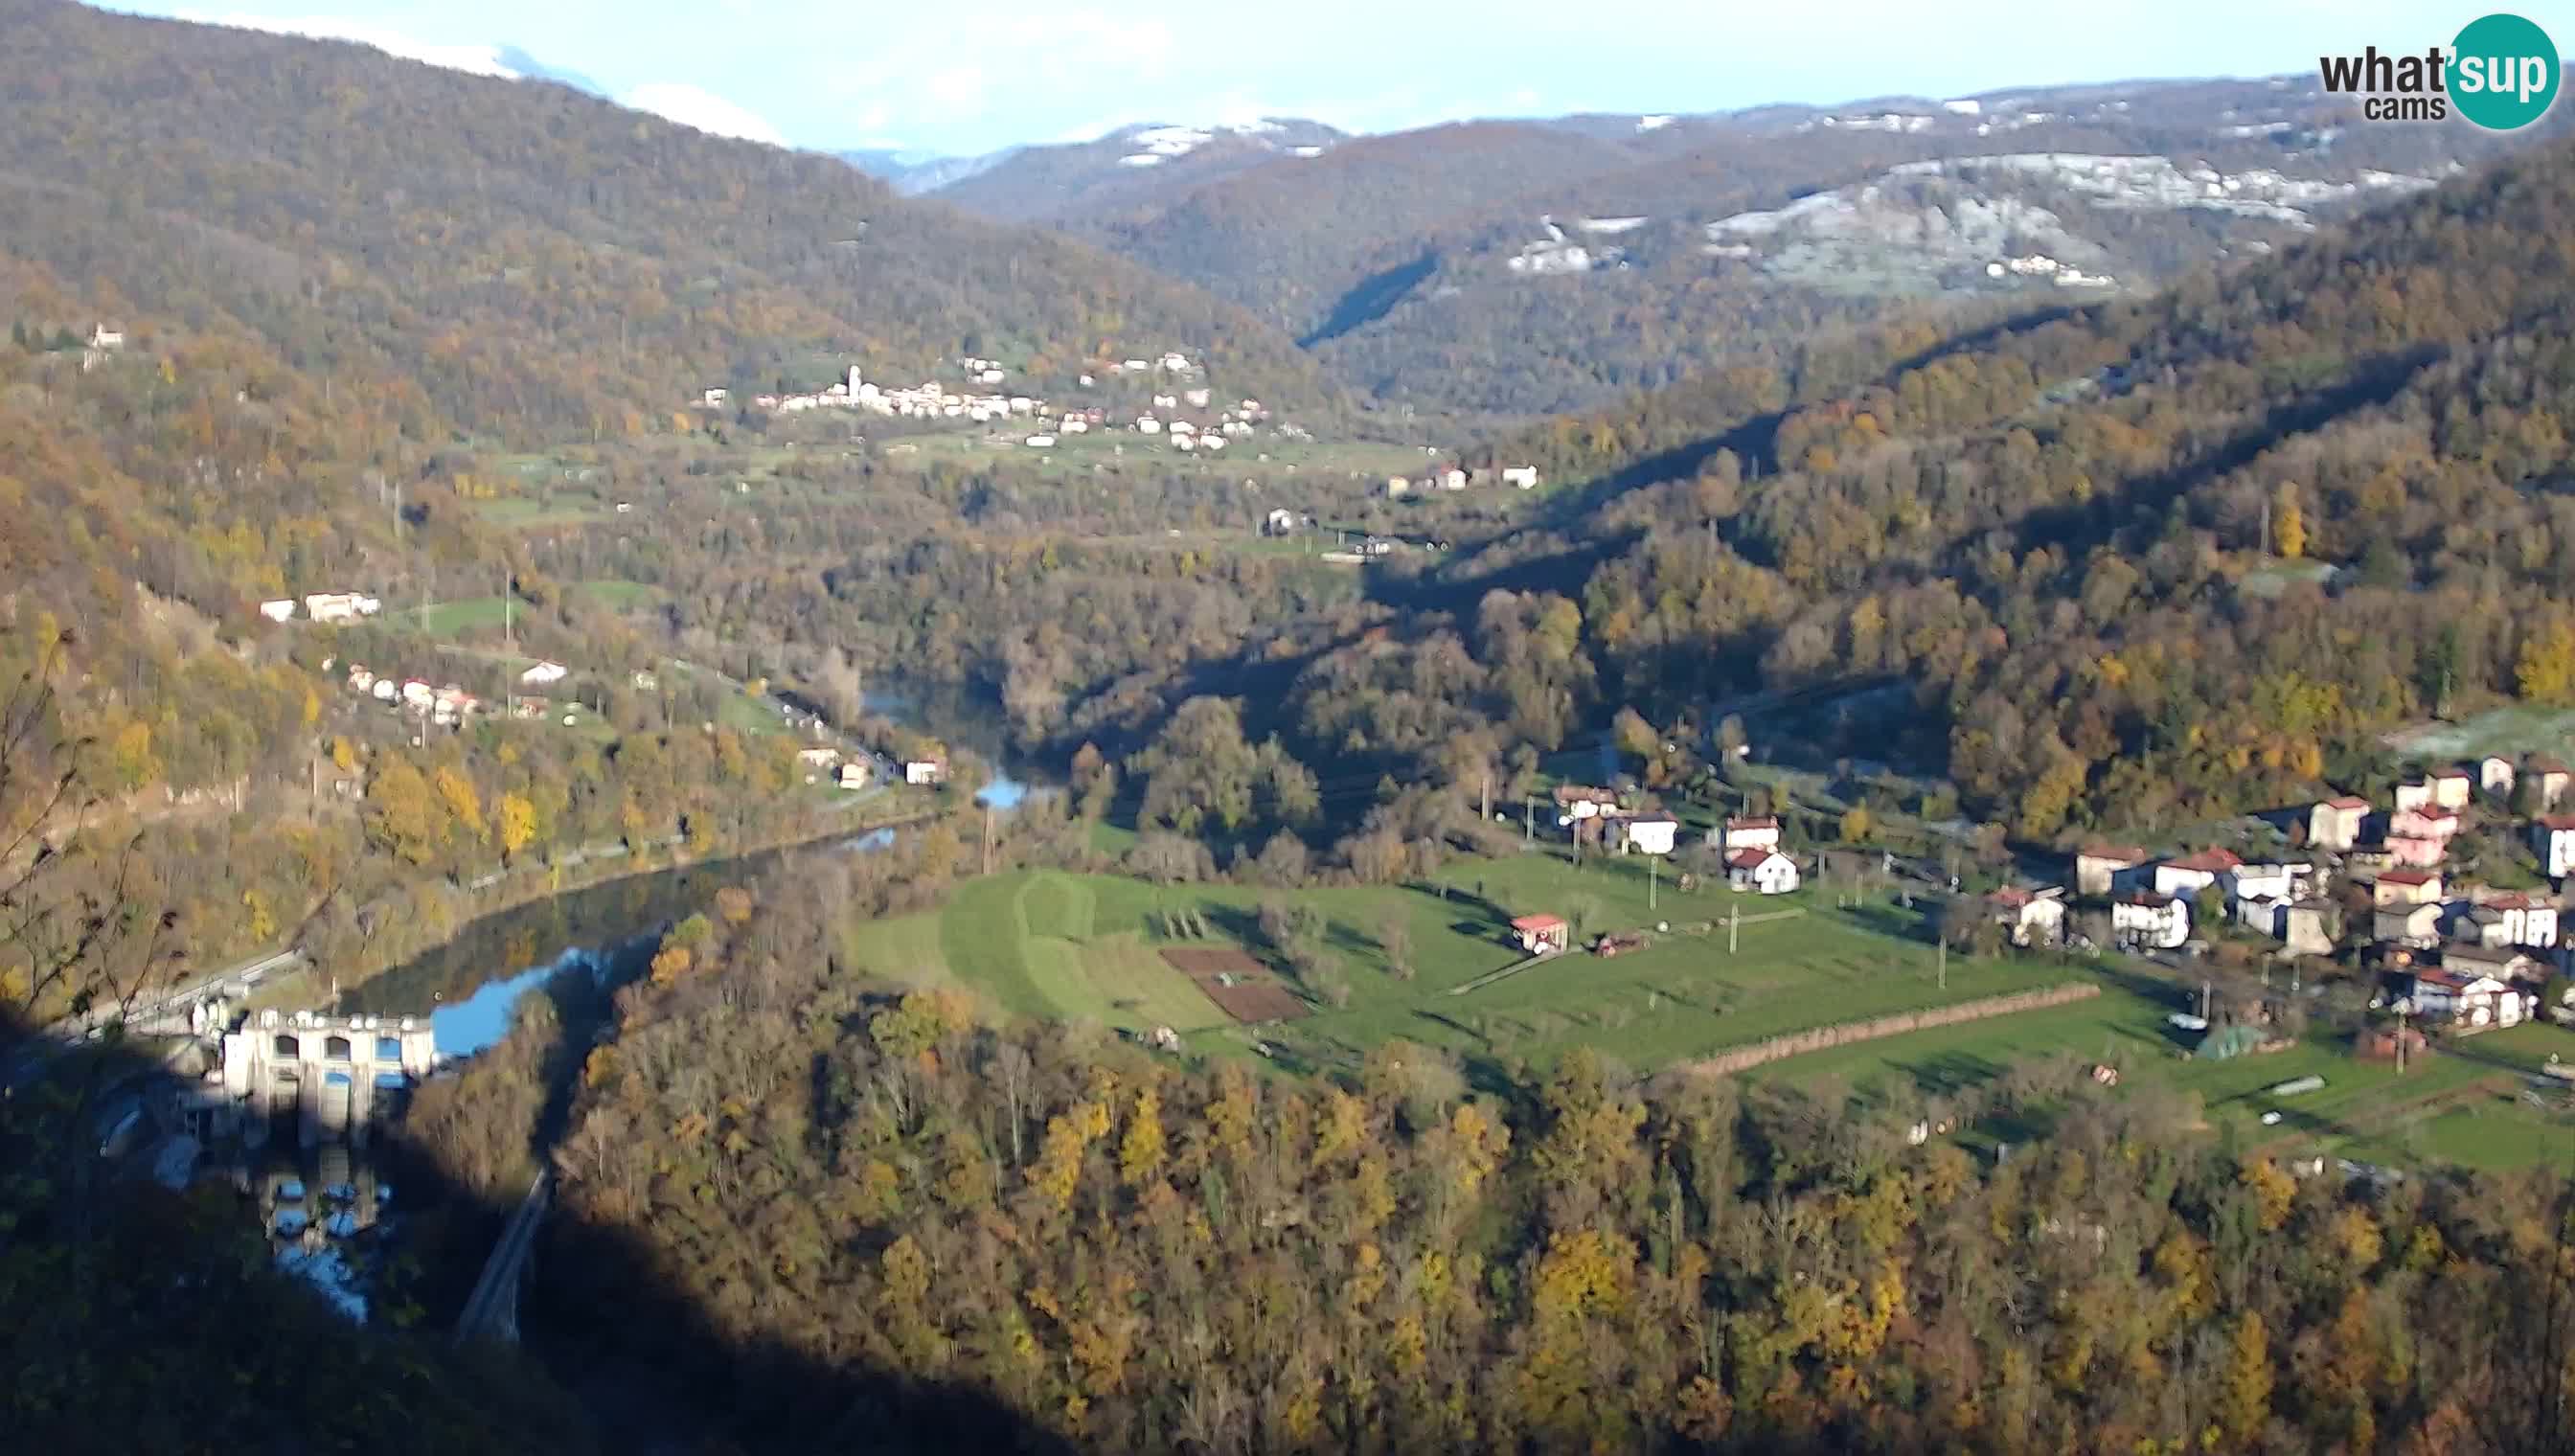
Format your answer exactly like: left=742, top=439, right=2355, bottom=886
left=2406, top=968, right=2526, bottom=1030
left=1725, top=848, right=1799, bottom=895
left=2153, top=848, right=2243, bottom=900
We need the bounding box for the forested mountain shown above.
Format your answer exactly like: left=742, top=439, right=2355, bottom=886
left=1410, top=130, right=2575, bottom=839
left=0, top=0, right=1335, bottom=439
left=933, top=79, right=2556, bottom=417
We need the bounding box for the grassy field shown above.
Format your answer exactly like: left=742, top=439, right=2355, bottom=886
left=882, top=428, right=1434, bottom=487
left=1760, top=969, right=2575, bottom=1171
left=840, top=846, right=2575, bottom=1170
left=393, top=581, right=667, bottom=642
left=844, top=851, right=2073, bottom=1075
left=2382, top=704, right=2575, bottom=764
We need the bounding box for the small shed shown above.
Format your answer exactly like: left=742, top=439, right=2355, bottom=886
left=1510, top=914, right=1570, bottom=956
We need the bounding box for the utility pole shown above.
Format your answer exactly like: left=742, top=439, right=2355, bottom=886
left=1648, top=853, right=1658, bottom=914
left=982, top=802, right=994, bottom=876
left=1524, top=793, right=1534, bottom=844
left=1480, top=772, right=1491, bottom=825
left=1938, top=935, right=1948, bottom=991
left=2260, top=490, right=2272, bottom=558
left=1728, top=901, right=1740, bottom=956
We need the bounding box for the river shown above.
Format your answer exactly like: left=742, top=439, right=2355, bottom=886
left=335, top=679, right=1049, bottom=1057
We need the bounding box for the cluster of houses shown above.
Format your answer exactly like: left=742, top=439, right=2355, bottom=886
left=259, top=592, right=383, bottom=626
left=1547, top=786, right=1802, bottom=895
left=2017, top=752, right=2575, bottom=1035
left=697, top=359, right=1278, bottom=454
left=332, top=656, right=598, bottom=731
left=1384, top=464, right=1541, bottom=497
left=793, top=743, right=946, bottom=792
left=340, top=663, right=484, bottom=729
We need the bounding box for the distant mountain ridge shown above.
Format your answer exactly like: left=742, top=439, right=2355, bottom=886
left=923, top=77, right=2562, bottom=418
left=919, top=118, right=1352, bottom=222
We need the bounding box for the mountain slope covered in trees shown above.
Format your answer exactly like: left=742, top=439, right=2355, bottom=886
left=0, top=0, right=1335, bottom=440
left=1425, top=132, right=2575, bottom=839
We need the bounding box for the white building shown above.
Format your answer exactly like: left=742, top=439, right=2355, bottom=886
left=304, top=592, right=382, bottom=625
left=1721, top=815, right=1782, bottom=853
left=1385, top=476, right=1411, bottom=498
left=2153, top=848, right=2242, bottom=900
left=1500, top=466, right=1540, bottom=489
left=2535, top=817, right=2575, bottom=878
left=1612, top=815, right=1679, bottom=855
left=2223, top=861, right=2313, bottom=904
left=1726, top=849, right=1799, bottom=895
left=2407, top=969, right=2525, bottom=1030
left=259, top=600, right=296, bottom=623
left=1024, top=435, right=1057, bottom=448
left=519, top=660, right=569, bottom=687
left=2111, top=892, right=2189, bottom=950
left=905, top=760, right=946, bottom=786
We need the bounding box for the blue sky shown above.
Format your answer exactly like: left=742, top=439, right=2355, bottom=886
left=115, top=1, right=2575, bottom=156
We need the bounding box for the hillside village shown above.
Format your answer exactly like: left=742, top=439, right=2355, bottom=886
left=2036, top=756, right=2575, bottom=1039
left=697, top=353, right=1277, bottom=455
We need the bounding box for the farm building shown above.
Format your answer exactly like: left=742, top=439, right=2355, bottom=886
left=1510, top=915, right=1570, bottom=956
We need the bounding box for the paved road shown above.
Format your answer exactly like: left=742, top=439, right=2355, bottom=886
left=455, top=1171, right=551, bottom=1344
left=2, top=944, right=304, bottom=1090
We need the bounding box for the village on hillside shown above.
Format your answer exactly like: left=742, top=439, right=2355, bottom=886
left=2031, top=755, right=2575, bottom=1041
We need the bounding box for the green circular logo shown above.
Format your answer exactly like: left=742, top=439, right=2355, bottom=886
left=2450, top=12, right=2560, bottom=129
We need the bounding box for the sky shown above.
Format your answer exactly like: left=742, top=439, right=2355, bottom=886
left=117, top=1, right=2575, bottom=157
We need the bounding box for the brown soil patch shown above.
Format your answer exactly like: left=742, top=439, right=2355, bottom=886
left=1159, top=946, right=1267, bottom=977
left=1158, top=946, right=1310, bottom=1024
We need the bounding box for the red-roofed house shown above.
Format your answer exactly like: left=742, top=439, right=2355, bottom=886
left=2483, top=891, right=2561, bottom=948
left=2390, top=805, right=2461, bottom=843
left=1987, top=885, right=2068, bottom=947
left=1726, top=848, right=1799, bottom=896
left=2383, top=835, right=2447, bottom=869
left=2153, top=848, right=2244, bottom=899
left=1510, top=914, right=1569, bottom=956
left=2076, top=844, right=2151, bottom=897
left=2373, top=868, right=2444, bottom=907
left=2407, top=968, right=2526, bottom=1029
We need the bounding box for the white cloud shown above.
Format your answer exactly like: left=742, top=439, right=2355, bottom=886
left=186, top=11, right=520, bottom=77
left=619, top=82, right=788, bottom=147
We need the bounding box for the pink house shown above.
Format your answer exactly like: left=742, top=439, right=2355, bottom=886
left=2383, top=834, right=2447, bottom=869
left=2389, top=805, right=2461, bottom=842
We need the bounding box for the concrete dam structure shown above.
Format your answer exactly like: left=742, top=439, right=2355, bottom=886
left=221, top=1009, right=440, bottom=1149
